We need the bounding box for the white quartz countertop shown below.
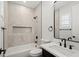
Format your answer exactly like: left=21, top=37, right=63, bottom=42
left=40, top=42, right=79, bottom=57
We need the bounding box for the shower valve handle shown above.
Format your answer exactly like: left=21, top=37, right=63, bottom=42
left=0, top=48, right=6, bottom=54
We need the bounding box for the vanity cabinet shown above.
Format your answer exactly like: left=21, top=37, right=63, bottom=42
left=42, top=48, right=56, bottom=57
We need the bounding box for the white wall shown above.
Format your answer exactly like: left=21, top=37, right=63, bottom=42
left=0, top=1, right=4, bottom=17
left=55, top=10, right=60, bottom=38
left=4, top=1, right=9, bottom=49
left=42, top=1, right=54, bottom=41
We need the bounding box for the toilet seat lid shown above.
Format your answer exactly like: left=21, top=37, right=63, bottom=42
left=30, top=48, right=42, bottom=54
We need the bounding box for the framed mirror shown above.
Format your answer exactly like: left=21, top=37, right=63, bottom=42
left=54, top=1, right=79, bottom=42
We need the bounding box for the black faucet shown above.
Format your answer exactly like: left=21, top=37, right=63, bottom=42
left=69, top=45, right=74, bottom=49
left=62, top=39, right=66, bottom=48
left=68, top=37, right=72, bottom=40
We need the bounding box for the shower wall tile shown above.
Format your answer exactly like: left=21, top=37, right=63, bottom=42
left=7, top=2, right=35, bottom=48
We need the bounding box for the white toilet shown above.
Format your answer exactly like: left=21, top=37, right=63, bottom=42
left=29, top=48, right=42, bottom=57
left=41, top=39, right=51, bottom=44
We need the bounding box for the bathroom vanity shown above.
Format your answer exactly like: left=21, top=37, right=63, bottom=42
left=40, top=42, right=79, bottom=57
left=42, top=48, right=56, bottom=57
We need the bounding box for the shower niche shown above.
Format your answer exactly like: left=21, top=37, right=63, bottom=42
left=12, top=26, right=33, bottom=46
left=13, top=26, right=32, bottom=33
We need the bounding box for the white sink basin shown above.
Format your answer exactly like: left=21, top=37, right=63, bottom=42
left=49, top=45, right=75, bottom=56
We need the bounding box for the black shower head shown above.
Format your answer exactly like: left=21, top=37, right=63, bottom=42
left=33, top=16, right=38, bottom=19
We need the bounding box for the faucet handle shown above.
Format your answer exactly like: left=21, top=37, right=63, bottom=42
left=69, top=45, right=74, bottom=49
left=58, top=42, right=62, bottom=46
left=72, top=36, right=75, bottom=38
left=68, top=37, right=72, bottom=40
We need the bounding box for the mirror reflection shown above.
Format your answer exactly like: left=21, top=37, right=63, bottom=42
left=54, top=1, right=79, bottom=42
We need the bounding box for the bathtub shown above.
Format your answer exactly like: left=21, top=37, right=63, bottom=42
left=5, top=43, right=38, bottom=57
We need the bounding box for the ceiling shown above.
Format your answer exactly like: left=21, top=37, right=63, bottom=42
left=9, top=1, right=41, bottom=9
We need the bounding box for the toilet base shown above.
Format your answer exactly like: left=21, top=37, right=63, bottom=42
left=29, top=48, right=42, bottom=57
